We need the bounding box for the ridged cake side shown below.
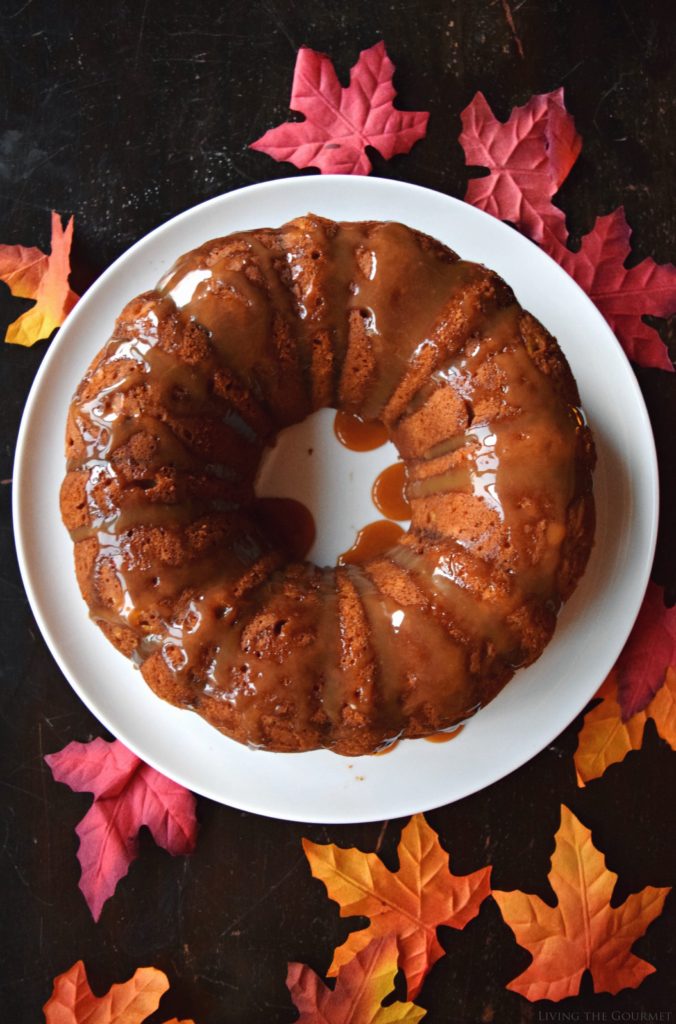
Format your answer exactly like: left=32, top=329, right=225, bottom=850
left=60, top=215, right=595, bottom=755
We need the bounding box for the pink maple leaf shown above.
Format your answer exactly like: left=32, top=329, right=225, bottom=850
left=550, top=208, right=675, bottom=372
left=249, top=41, right=429, bottom=175
left=44, top=738, right=197, bottom=921
left=615, top=581, right=676, bottom=720
left=459, top=88, right=581, bottom=252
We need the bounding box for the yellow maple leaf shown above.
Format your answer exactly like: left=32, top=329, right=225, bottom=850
left=43, top=960, right=195, bottom=1024
left=575, top=667, right=676, bottom=785
left=493, top=805, right=671, bottom=1001
left=303, top=812, right=491, bottom=998
left=287, top=933, right=426, bottom=1023
left=0, top=210, right=78, bottom=346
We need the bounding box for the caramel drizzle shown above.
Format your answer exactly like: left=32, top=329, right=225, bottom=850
left=63, top=215, right=590, bottom=751
left=338, top=520, right=404, bottom=566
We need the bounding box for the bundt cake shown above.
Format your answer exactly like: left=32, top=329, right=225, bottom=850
left=60, top=215, right=595, bottom=756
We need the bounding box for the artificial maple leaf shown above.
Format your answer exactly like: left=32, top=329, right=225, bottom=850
left=303, top=813, right=490, bottom=999
left=460, top=90, right=674, bottom=372
left=44, top=738, right=197, bottom=921
left=550, top=208, right=675, bottom=372
left=614, top=580, right=676, bottom=718
left=575, top=667, right=676, bottom=786
left=493, top=805, right=670, bottom=1000
left=43, top=960, right=196, bottom=1024
left=459, top=88, right=581, bottom=252
left=249, top=41, right=429, bottom=175
left=0, top=210, right=78, bottom=346
left=287, top=934, right=425, bottom=1024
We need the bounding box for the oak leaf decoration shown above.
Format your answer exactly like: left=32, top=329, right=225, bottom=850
left=287, top=934, right=425, bottom=1024
left=493, top=805, right=670, bottom=1000
left=250, top=41, right=429, bottom=175
left=459, top=88, right=580, bottom=252
left=44, top=738, right=197, bottom=921
left=43, top=960, right=195, bottom=1024
left=0, top=210, right=78, bottom=346
left=575, top=667, right=676, bottom=786
left=303, top=812, right=490, bottom=998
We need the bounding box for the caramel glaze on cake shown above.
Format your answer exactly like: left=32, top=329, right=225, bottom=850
left=60, top=215, right=595, bottom=755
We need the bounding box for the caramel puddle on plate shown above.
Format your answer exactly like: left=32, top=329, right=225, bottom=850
left=372, top=462, right=411, bottom=521
left=338, top=520, right=404, bottom=566
left=373, top=739, right=400, bottom=756
left=425, top=724, right=465, bottom=743
left=372, top=724, right=465, bottom=756
left=252, top=497, right=316, bottom=561
left=334, top=410, right=388, bottom=451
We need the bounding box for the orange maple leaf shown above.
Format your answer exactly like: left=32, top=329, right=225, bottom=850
left=0, top=210, right=78, bottom=346
left=287, top=934, right=426, bottom=1023
left=43, top=960, right=195, bottom=1024
left=302, top=813, right=491, bottom=998
left=493, top=805, right=671, bottom=1001
left=575, top=667, right=676, bottom=786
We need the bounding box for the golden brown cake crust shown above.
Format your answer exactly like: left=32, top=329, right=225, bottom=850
left=60, top=215, right=595, bottom=755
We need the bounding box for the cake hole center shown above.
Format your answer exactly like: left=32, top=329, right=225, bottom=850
left=254, top=408, right=403, bottom=567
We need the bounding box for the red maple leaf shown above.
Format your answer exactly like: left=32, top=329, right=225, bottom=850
left=459, top=89, right=581, bottom=252
left=44, top=738, right=197, bottom=921
left=250, top=41, right=429, bottom=175
left=459, top=90, right=674, bottom=372
left=614, top=580, right=676, bottom=720
left=550, top=208, right=675, bottom=372
left=0, top=210, right=78, bottom=346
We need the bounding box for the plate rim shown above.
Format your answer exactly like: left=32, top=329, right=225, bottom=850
left=13, top=175, right=659, bottom=823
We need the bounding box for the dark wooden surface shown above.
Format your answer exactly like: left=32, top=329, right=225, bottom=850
left=1, top=1, right=674, bottom=1021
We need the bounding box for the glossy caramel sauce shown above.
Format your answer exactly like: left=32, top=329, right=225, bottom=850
left=338, top=520, right=404, bottom=566
left=61, top=214, right=594, bottom=754
left=373, top=723, right=465, bottom=752
left=251, top=497, right=315, bottom=562
left=334, top=410, right=388, bottom=451
left=373, top=738, right=400, bottom=755
left=424, top=724, right=465, bottom=743
left=372, top=462, right=410, bottom=521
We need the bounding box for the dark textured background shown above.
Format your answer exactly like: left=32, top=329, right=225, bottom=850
left=0, top=1, right=674, bottom=1021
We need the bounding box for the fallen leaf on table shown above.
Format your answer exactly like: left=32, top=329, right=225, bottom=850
left=550, top=208, right=676, bottom=372
left=459, top=89, right=580, bottom=252
left=250, top=41, right=429, bottom=175
left=460, top=89, right=674, bottom=371
left=303, top=812, right=490, bottom=998
left=287, top=934, right=425, bottom=1024
left=493, top=805, right=670, bottom=1000
left=575, top=667, right=676, bottom=786
left=0, top=210, right=78, bottom=346
left=43, top=960, right=196, bottom=1024
left=44, top=737, right=197, bottom=921
left=614, top=580, right=676, bottom=718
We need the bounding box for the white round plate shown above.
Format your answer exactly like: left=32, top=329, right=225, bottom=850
left=14, top=177, right=658, bottom=823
